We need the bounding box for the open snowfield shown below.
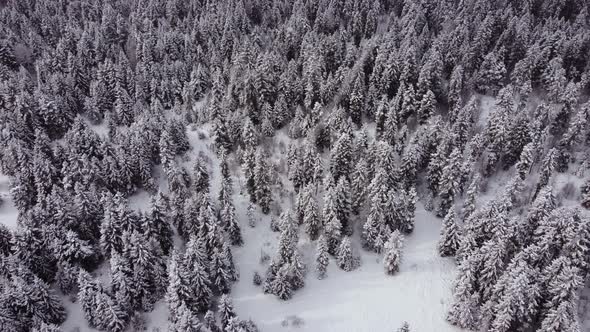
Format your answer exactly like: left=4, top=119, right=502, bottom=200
left=231, top=202, right=461, bottom=332
left=0, top=174, right=18, bottom=230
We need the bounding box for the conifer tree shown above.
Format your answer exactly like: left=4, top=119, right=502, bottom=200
left=247, top=203, right=257, bottom=228
left=438, top=209, right=460, bottom=257
left=254, top=150, right=272, bottom=214
left=418, top=90, right=435, bottom=124
left=315, top=235, right=329, bottom=279
left=192, top=155, right=210, bottom=193
left=337, top=237, right=355, bottom=272
left=351, top=157, right=369, bottom=215
left=218, top=294, right=237, bottom=329
left=323, top=186, right=342, bottom=254
left=302, top=185, right=321, bottom=241
left=515, top=142, right=534, bottom=180
left=437, top=148, right=463, bottom=217
left=169, top=303, right=201, bottom=332
left=166, top=251, right=189, bottom=325
left=144, top=192, right=173, bottom=255
left=581, top=179, right=590, bottom=209
left=204, top=310, right=221, bottom=332
left=335, top=177, right=352, bottom=236
left=384, top=230, right=404, bottom=275
left=271, top=264, right=293, bottom=300
left=210, top=247, right=232, bottom=294
left=183, top=236, right=212, bottom=313
left=397, top=322, right=410, bottom=332
left=330, top=133, right=353, bottom=182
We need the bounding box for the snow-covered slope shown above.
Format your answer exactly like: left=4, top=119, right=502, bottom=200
left=231, top=202, right=461, bottom=332
left=0, top=174, right=18, bottom=230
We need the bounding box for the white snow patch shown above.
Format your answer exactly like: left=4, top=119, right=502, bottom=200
left=231, top=202, right=462, bottom=332
left=0, top=174, right=18, bottom=229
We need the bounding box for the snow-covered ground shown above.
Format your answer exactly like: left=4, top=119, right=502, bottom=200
left=231, top=202, right=461, bottom=332
left=0, top=174, right=18, bottom=230
left=9, top=126, right=462, bottom=332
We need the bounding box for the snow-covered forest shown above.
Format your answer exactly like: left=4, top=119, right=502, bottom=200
left=0, top=0, right=590, bottom=331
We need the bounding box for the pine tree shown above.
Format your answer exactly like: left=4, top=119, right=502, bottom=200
left=417, top=90, right=435, bottom=124
left=78, top=270, right=101, bottom=328
left=323, top=186, right=342, bottom=254
left=218, top=294, right=237, bottom=329
left=581, top=179, right=590, bottom=209
left=302, top=185, right=321, bottom=241
left=330, top=133, right=353, bottom=182
left=384, top=230, right=404, bottom=275
left=183, top=237, right=212, bottom=313
left=437, top=148, right=463, bottom=217
left=254, top=150, right=272, bottom=214
left=336, top=237, right=355, bottom=272
left=144, top=192, right=173, bottom=255
left=461, top=175, right=480, bottom=221
left=363, top=168, right=390, bottom=253
left=253, top=271, right=262, bottom=286
left=192, top=155, right=210, bottom=193
left=315, top=235, right=329, bottom=279
left=399, top=187, right=416, bottom=234
left=166, top=251, right=189, bottom=325
left=335, top=177, right=352, bottom=236
left=247, top=203, right=257, bottom=228
left=515, top=142, right=534, bottom=180
left=351, top=157, right=369, bottom=215
left=95, top=291, right=128, bottom=332
left=224, top=202, right=243, bottom=246
left=242, top=146, right=256, bottom=202
left=204, top=310, right=221, bottom=332
left=448, top=65, right=464, bottom=111
left=271, top=264, right=293, bottom=300
left=169, top=303, right=201, bottom=332
left=397, top=322, right=410, bottom=332
left=210, top=247, right=232, bottom=294
left=438, top=209, right=460, bottom=257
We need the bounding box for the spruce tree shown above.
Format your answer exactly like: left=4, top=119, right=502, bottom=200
left=218, top=294, right=237, bottom=329
left=254, top=150, right=272, bottom=214
left=330, top=133, right=353, bottom=182
left=397, top=322, right=410, bottom=332
left=166, top=251, right=189, bottom=325
left=315, top=235, right=330, bottom=279
left=438, top=209, right=460, bottom=257
left=384, top=230, right=404, bottom=275
left=302, top=185, right=321, bottom=241
left=183, top=236, right=212, bottom=313
left=335, top=177, right=352, bottom=236
left=271, top=264, right=293, bottom=300
left=323, top=186, right=342, bottom=254
left=336, top=237, right=355, bottom=272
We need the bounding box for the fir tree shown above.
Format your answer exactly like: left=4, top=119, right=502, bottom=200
left=330, top=133, right=353, bottom=182
left=336, top=237, right=355, bottom=272
left=254, top=150, right=272, bottom=214
left=183, top=236, right=212, bottom=313
left=397, top=322, right=410, bottom=332
left=302, top=185, right=321, bottom=241
left=438, top=209, right=460, bottom=257
left=166, top=251, right=189, bottom=325
left=253, top=271, right=262, bottom=286
left=218, top=294, right=237, bottom=329
left=315, top=235, right=330, bottom=279
left=323, top=186, right=342, bottom=254
left=204, top=310, right=221, bottom=332
left=384, top=230, right=404, bottom=275
left=271, top=264, right=293, bottom=300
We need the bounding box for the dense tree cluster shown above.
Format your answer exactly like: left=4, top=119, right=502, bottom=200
left=0, top=0, right=589, bottom=330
